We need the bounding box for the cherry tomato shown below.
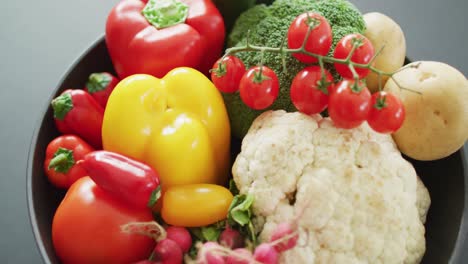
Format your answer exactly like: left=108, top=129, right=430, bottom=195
left=161, top=184, right=233, bottom=227
left=290, top=66, right=334, bottom=115
left=44, top=135, right=94, bottom=189
left=333, top=33, right=375, bottom=79
left=328, top=79, right=371, bottom=129
left=239, top=66, right=279, bottom=110
left=52, top=177, right=155, bottom=264
left=367, top=91, right=405, bottom=133
left=211, top=55, right=246, bottom=93
left=287, top=12, right=332, bottom=63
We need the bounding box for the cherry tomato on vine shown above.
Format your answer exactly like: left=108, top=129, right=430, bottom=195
left=333, top=33, right=375, bottom=79
left=211, top=55, right=246, bottom=93
left=287, top=12, right=332, bottom=64
left=290, top=66, right=334, bottom=115
left=239, top=66, right=279, bottom=110
left=328, top=79, right=371, bottom=129
left=367, top=91, right=405, bottom=133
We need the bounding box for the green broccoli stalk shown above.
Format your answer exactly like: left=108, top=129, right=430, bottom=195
left=224, top=0, right=366, bottom=138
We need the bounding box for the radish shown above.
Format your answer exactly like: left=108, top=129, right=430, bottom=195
left=269, top=222, right=298, bottom=252
left=226, top=248, right=253, bottom=264
left=198, top=242, right=227, bottom=264
left=166, top=226, right=192, bottom=253
left=153, top=238, right=183, bottom=264
left=253, top=243, right=279, bottom=264
left=131, top=260, right=157, bottom=264
left=219, top=227, right=244, bottom=249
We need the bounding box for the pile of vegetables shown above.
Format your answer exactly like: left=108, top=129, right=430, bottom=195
left=42, top=0, right=468, bottom=263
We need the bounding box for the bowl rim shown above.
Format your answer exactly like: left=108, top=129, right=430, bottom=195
left=450, top=147, right=468, bottom=263
left=26, top=35, right=107, bottom=264
left=26, top=35, right=468, bottom=264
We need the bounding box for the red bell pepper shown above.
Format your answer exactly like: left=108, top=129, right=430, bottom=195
left=105, top=0, right=225, bottom=78
left=51, top=89, right=104, bottom=149
left=44, top=135, right=94, bottom=188
left=81, top=150, right=161, bottom=210
left=84, top=72, right=119, bottom=108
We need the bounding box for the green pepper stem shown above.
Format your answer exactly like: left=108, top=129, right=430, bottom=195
left=86, top=73, right=111, bottom=93
left=48, top=153, right=68, bottom=169
left=142, top=0, right=189, bottom=29
left=147, top=185, right=162, bottom=208
left=51, top=93, right=73, bottom=120
left=48, top=147, right=75, bottom=173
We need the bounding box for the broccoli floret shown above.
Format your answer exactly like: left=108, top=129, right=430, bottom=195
left=268, top=0, right=317, bottom=20
left=313, top=0, right=366, bottom=30
left=224, top=0, right=366, bottom=138
left=227, top=4, right=271, bottom=47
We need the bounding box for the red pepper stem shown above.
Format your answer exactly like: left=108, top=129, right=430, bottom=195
left=147, top=185, right=162, bottom=208
left=48, top=147, right=75, bottom=173
left=51, top=93, right=73, bottom=120
left=48, top=153, right=68, bottom=169
left=142, top=0, right=189, bottom=29
left=86, top=73, right=111, bottom=93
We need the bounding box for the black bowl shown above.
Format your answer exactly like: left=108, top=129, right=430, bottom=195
left=27, top=36, right=468, bottom=264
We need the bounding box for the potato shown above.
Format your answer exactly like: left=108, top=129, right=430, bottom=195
left=364, top=12, right=406, bottom=92
left=384, top=61, right=468, bottom=161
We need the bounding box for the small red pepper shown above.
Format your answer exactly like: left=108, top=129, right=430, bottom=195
left=44, top=135, right=94, bottom=188
left=51, top=89, right=104, bottom=149
left=84, top=72, right=119, bottom=108
left=81, top=150, right=161, bottom=210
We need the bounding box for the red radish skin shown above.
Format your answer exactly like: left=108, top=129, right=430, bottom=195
left=253, top=243, right=279, bottom=264
left=219, top=227, right=245, bottom=249
left=198, top=242, right=227, bottom=264
left=269, top=223, right=298, bottom=252
left=166, top=226, right=192, bottom=253
left=226, top=248, right=253, bottom=264
left=132, top=260, right=157, bottom=264
left=154, top=238, right=183, bottom=264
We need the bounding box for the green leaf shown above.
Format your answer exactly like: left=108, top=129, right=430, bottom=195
left=201, top=226, right=221, bottom=241
left=229, top=179, right=239, bottom=196
left=231, top=210, right=251, bottom=226
left=227, top=194, right=254, bottom=227
left=189, top=227, right=205, bottom=242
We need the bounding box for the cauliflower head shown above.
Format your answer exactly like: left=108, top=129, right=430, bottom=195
left=232, top=110, right=430, bottom=264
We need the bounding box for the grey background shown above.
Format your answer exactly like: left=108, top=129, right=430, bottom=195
left=0, top=0, right=466, bottom=263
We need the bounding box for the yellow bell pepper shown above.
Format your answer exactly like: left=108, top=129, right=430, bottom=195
left=102, top=67, right=231, bottom=189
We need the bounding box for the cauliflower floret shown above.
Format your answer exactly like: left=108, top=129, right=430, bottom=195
left=232, top=110, right=430, bottom=264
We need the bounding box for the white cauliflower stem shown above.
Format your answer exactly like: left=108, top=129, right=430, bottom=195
left=232, top=110, right=430, bottom=264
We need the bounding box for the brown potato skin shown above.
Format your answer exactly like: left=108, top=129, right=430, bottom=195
left=364, top=12, right=406, bottom=93
left=384, top=61, right=468, bottom=161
